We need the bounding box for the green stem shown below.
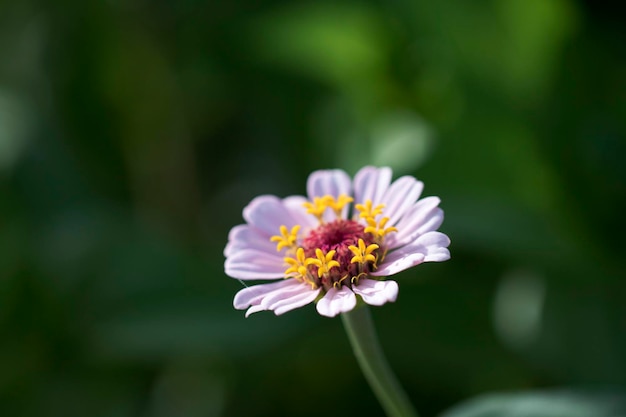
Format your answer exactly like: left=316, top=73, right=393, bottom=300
left=341, top=305, right=419, bottom=417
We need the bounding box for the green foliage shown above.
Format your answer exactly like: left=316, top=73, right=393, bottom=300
left=441, top=390, right=626, bottom=417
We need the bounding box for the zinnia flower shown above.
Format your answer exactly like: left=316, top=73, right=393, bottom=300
left=224, top=166, right=450, bottom=318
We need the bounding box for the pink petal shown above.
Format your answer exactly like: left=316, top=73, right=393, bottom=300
left=307, top=169, right=352, bottom=200
left=352, top=278, right=399, bottom=306
left=233, top=279, right=318, bottom=317
left=243, top=195, right=303, bottom=237
left=353, top=166, right=392, bottom=208
left=414, top=208, right=444, bottom=237
left=386, top=197, right=443, bottom=249
left=373, top=231, right=450, bottom=276
left=234, top=279, right=298, bottom=309
left=260, top=282, right=316, bottom=309
left=316, top=286, right=357, bottom=317
left=283, top=196, right=319, bottom=229
left=245, top=305, right=266, bottom=317
left=224, top=224, right=277, bottom=257
left=225, top=249, right=286, bottom=280
left=379, top=176, right=424, bottom=226
left=418, top=231, right=451, bottom=262
left=271, top=288, right=321, bottom=316
left=306, top=169, right=352, bottom=221
left=371, top=252, right=426, bottom=276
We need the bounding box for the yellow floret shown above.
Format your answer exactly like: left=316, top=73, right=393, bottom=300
left=302, top=197, right=330, bottom=222
left=348, top=238, right=379, bottom=264
left=354, top=200, right=385, bottom=219
left=364, top=217, right=398, bottom=239
left=308, top=248, right=340, bottom=278
left=270, top=225, right=301, bottom=251
left=325, top=194, right=354, bottom=217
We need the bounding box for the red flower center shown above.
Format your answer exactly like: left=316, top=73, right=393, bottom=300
left=302, top=219, right=380, bottom=289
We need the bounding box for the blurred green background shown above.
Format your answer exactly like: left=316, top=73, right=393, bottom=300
left=1, top=0, right=625, bottom=416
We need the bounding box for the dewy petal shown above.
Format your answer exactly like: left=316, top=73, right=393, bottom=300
left=243, top=195, right=304, bottom=237
left=379, top=176, right=424, bottom=226
left=352, top=278, right=399, bottom=306
left=372, top=231, right=450, bottom=276
left=316, top=286, right=357, bottom=317
left=306, top=169, right=352, bottom=220
left=385, top=197, right=443, bottom=249
left=225, top=249, right=286, bottom=280
left=233, top=279, right=316, bottom=317
left=224, top=224, right=277, bottom=257
left=353, top=166, right=392, bottom=207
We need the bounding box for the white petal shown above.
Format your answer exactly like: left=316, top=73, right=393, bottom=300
left=307, top=169, right=352, bottom=200
left=233, top=279, right=298, bottom=309
left=418, top=231, right=451, bottom=262
left=260, top=282, right=315, bottom=309
left=259, top=282, right=319, bottom=314
left=306, top=169, right=352, bottom=221
left=352, top=278, right=399, bottom=306
left=379, top=176, right=424, bottom=226
left=234, top=280, right=318, bottom=317
left=282, top=196, right=319, bottom=229
left=316, top=286, right=357, bottom=317
left=225, top=249, right=286, bottom=280
left=371, top=252, right=426, bottom=276
left=224, top=224, right=277, bottom=257
left=373, top=231, right=450, bottom=276
left=273, top=288, right=321, bottom=315
left=424, top=247, right=450, bottom=262
left=415, top=208, right=444, bottom=236
left=245, top=305, right=265, bottom=317
left=353, top=166, right=392, bottom=207
left=243, top=195, right=303, bottom=237
left=386, top=197, right=443, bottom=249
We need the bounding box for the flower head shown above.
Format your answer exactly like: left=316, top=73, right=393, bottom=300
left=224, top=166, right=450, bottom=318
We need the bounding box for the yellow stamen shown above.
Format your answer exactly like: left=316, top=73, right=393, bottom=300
left=308, top=248, right=340, bottom=278
left=326, top=194, right=354, bottom=217
left=364, top=216, right=398, bottom=239
left=354, top=200, right=385, bottom=219
left=284, top=247, right=309, bottom=277
left=334, top=274, right=349, bottom=288
left=283, top=249, right=319, bottom=289
left=270, top=225, right=301, bottom=251
left=351, top=272, right=368, bottom=284
left=302, top=197, right=330, bottom=222
left=348, top=238, right=379, bottom=264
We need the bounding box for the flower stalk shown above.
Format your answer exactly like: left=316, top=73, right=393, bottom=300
left=341, top=306, right=419, bottom=417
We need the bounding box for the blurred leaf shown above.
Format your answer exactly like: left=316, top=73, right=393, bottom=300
left=519, top=280, right=626, bottom=385
left=440, top=389, right=626, bottom=417
left=246, top=3, right=390, bottom=88
left=370, top=110, right=436, bottom=174
left=494, top=0, right=578, bottom=100
left=493, top=269, right=546, bottom=350
left=0, top=90, right=30, bottom=172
